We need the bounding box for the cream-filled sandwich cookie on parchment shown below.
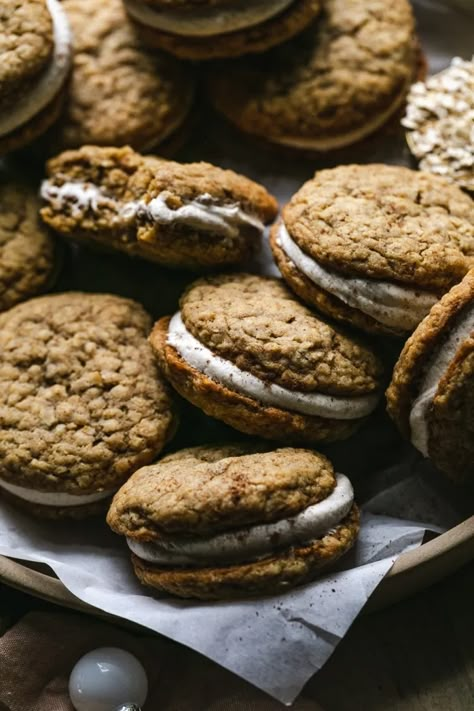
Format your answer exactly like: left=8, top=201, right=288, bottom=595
left=0, top=0, right=72, bottom=154
left=150, top=274, right=384, bottom=444
left=271, top=164, right=474, bottom=337
left=124, top=0, right=322, bottom=60
left=107, top=444, right=360, bottom=599
left=40, top=145, right=278, bottom=270
left=0, top=293, right=176, bottom=518
left=387, top=269, right=474, bottom=482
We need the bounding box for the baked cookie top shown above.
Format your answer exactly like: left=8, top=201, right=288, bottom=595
left=179, top=274, right=383, bottom=395
left=0, top=0, right=53, bottom=98
left=0, top=293, right=175, bottom=492
left=53, top=0, right=194, bottom=150
left=107, top=445, right=336, bottom=539
left=208, top=0, right=415, bottom=141
left=0, top=181, right=56, bottom=312
left=283, top=164, right=474, bottom=291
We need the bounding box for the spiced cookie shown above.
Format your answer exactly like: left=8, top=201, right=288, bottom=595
left=271, top=164, right=474, bottom=337
left=43, top=0, right=195, bottom=153
left=208, top=0, right=417, bottom=150
left=0, top=181, right=58, bottom=311
left=40, top=145, right=278, bottom=270
left=0, top=293, right=176, bottom=518
left=387, top=269, right=474, bottom=482
left=0, top=0, right=72, bottom=154
left=125, top=0, right=322, bottom=60
left=402, top=56, right=474, bottom=193
left=150, top=274, right=384, bottom=443
left=107, top=444, right=360, bottom=599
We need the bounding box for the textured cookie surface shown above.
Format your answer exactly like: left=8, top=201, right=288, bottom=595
left=0, top=0, right=53, bottom=98
left=50, top=0, right=194, bottom=151
left=108, top=445, right=336, bottom=538
left=283, top=165, right=474, bottom=290
left=0, top=293, right=175, bottom=492
left=0, top=182, right=56, bottom=311
left=131, top=0, right=321, bottom=60
left=208, top=0, right=415, bottom=142
left=132, top=505, right=359, bottom=599
left=179, top=274, right=382, bottom=395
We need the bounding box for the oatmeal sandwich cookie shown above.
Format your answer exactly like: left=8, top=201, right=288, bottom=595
left=271, top=164, right=474, bottom=336
left=0, top=0, right=72, bottom=154
left=387, top=269, right=474, bottom=482
left=40, top=145, right=278, bottom=270
left=150, top=274, right=384, bottom=443
left=0, top=293, right=176, bottom=518
left=124, top=0, right=322, bottom=60
left=107, top=444, right=360, bottom=599
left=0, top=181, right=58, bottom=312
left=208, top=0, right=418, bottom=150
left=45, top=0, right=195, bottom=153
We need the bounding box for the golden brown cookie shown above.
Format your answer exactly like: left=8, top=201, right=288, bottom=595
left=125, top=0, right=321, bottom=60
left=0, top=0, right=72, bottom=154
left=386, top=269, right=474, bottom=482
left=272, top=164, right=474, bottom=337
left=107, top=444, right=360, bottom=599
left=150, top=274, right=384, bottom=444
left=0, top=292, right=177, bottom=518
left=0, top=181, right=58, bottom=311
left=40, top=145, right=278, bottom=270
left=42, top=0, right=195, bottom=153
left=208, top=0, right=417, bottom=150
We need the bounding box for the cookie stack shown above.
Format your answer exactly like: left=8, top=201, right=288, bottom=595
left=0, top=0, right=472, bottom=602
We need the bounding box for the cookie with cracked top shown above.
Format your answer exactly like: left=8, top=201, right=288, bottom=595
left=40, top=145, right=278, bottom=270
left=107, top=443, right=360, bottom=599
left=271, top=164, right=474, bottom=337
left=124, top=0, right=322, bottom=60
left=0, top=0, right=72, bottom=154
left=208, top=0, right=418, bottom=150
left=387, top=269, right=474, bottom=482
left=150, top=273, right=384, bottom=444
left=0, top=292, right=176, bottom=518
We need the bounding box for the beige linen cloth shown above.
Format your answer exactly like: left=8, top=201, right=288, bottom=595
left=0, top=610, right=321, bottom=710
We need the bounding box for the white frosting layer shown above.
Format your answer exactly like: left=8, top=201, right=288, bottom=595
left=167, top=312, right=379, bottom=419
left=0, top=0, right=72, bottom=138
left=127, top=473, right=354, bottom=565
left=409, top=305, right=474, bottom=456
left=0, top=478, right=114, bottom=507
left=123, top=0, right=293, bottom=37
left=40, top=181, right=264, bottom=240
left=277, top=224, right=438, bottom=331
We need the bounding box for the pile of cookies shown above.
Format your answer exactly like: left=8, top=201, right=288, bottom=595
left=0, top=0, right=472, bottom=601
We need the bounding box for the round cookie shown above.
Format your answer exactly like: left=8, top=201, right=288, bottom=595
left=107, top=444, right=360, bottom=599
left=402, top=56, right=474, bottom=193
left=124, top=0, right=322, bottom=60
left=208, top=0, right=418, bottom=150
left=0, top=0, right=72, bottom=154
left=150, top=274, right=384, bottom=444
left=271, top=164, right=474, bottom=337
left=0, top=292, right=176, bottom=518
left=0, top=181, right=58, bottom=311
left=40, top=145, right=278, bottom=270
left=386, top=269, right=474, bottom=482
left=41, top=0, right=195, bottom=153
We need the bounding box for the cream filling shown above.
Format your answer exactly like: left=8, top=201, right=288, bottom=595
left=277, top=224, right=438, bottom=331
left=123, top=0, right=294, bottom=37
left=167, top=312, right=379, bottom=419
left=409, top=306, right=474, bottom=456
left=0, top=478, right=114, bottom=507
left=0, top=0, right=72, bottom=138
left=40, top=181, right=265, bottom=240
left=127, top=473, right=354, bottom=566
